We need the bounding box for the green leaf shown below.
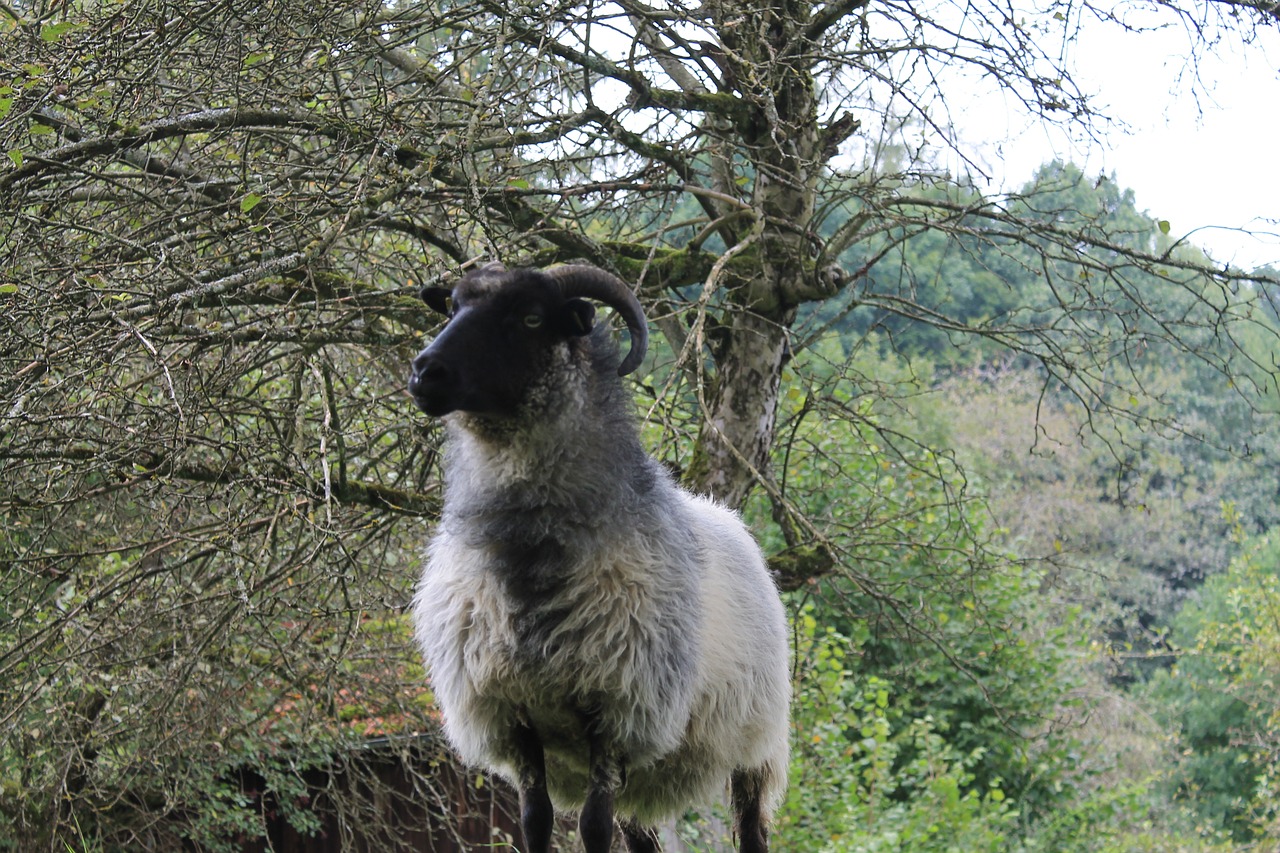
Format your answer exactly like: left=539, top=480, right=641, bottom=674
left=0, top=283, right=18, bottom=295
left=6, top=149, right=21, bottom=168
left=29, top=124, right=55, bottom=136
left=239, top=193, right=263, bottom=213
left=1157, top=219, right=1171, bottom=235
left=40, top=22, right=83, bottom=42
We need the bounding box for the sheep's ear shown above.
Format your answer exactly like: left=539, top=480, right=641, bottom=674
left=421, top=287, right=453, bottom=316
left=557, top=298, right=595, bottom=337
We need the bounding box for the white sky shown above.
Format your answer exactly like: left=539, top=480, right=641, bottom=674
left=960, top=12, right=1280, bottom=271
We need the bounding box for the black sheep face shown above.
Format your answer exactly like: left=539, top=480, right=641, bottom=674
left=408, top=270, right=596, bottom=419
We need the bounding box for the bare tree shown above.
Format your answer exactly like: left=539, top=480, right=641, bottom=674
left=2, top=0, right=1277, bottom=847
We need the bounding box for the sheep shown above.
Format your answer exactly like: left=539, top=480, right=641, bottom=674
left=407, top=262, right=791, bottom=853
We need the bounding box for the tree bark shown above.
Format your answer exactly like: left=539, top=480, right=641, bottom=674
left=684, top=1, right=828, bottom=507
left=687, top=308, right=793, bottom=507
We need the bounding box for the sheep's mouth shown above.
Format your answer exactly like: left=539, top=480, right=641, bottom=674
left=410, top=378, right=515, bottom=420
left=410, top=389, right=455, bottom=417
left=408, top=375, right=454, bottom=417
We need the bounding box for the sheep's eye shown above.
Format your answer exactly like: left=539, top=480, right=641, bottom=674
left=523, top=314, right=543, bottom=329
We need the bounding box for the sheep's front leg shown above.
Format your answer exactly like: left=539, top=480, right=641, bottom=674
left=731, top=768, right=769, bottom=853
left=578, top=726, right=620, bottom=853
left=512, top=723, right=554, bottom=853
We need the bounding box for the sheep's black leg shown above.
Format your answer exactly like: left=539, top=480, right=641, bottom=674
left=512, top=724, right=554, bottom=853
left=578, top=726, right=618, bottom=853
left=731, top=768, right=769, bottom=853
left=621, top=820, right=661, bottom=852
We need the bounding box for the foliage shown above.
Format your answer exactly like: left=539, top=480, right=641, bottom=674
left=753, top=348, right=1079, bottom=803
left=0, top=535, right=435, bottom=848
left=776, top=607, right=1221, bottom=853
left=921, top=361, right=1279, bottom=681
left=776, top=611, right=1018, bottom=852
left=730, top=351, right=1098, bottom=848
left=1145, top=529, right=1280, bottom=842
left=842, top=164, right=1280, bottom=676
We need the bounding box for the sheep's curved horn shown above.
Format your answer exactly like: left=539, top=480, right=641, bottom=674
left=548, top=265, right=649, bottom=376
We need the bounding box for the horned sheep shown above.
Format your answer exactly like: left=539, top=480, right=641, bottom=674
left=407, top=262, right=791, bottom=853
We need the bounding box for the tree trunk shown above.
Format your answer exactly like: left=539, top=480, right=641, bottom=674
left=686, top=309, right=793, bottom=507
left=686, top=1, right=824, bottom=507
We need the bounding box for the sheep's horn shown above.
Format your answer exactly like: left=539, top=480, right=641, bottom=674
left=548, top=265, right=649, bottom=376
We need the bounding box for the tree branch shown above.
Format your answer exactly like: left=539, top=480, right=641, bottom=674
left=0, top=108, right=328, bottom=193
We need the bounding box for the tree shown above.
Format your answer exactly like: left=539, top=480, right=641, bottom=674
left=2, top=0, right=1279, bottom=847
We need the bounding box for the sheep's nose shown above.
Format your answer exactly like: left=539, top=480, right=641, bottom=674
left=409, top=351, right=453, bottom=407
left=411, top=352, right=448, bottom=385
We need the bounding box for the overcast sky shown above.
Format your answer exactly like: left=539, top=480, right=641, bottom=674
left=962, top=13, right=1280, bottom=271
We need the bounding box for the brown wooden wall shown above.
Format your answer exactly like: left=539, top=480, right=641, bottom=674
left=233, top=737, right=523, bottom=853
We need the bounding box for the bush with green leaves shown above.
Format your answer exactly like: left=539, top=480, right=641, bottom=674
left=776, top=609, right=1019, bottom=852
left=1144, top=527, right=1280, bottom=843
